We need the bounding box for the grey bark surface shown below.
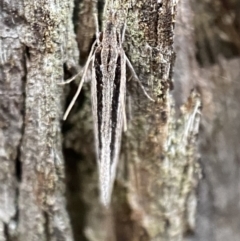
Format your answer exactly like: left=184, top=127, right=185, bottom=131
left=177, top=0, right=240, bottom=241
left=0, top=0, right=78, bottom=240
left=190, top=0, right=240, bottom=240
left=193, top=58, right=240, bottom=241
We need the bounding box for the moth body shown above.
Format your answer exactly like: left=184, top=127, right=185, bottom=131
left=62, top=8, right=146, bottom=206
left=92, top=12, right=126, bottom=205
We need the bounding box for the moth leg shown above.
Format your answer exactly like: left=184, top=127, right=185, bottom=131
left=63, top=43, right=97, bottom=120
left=58, top=71, right=82, bottom=85
left=125, top=55, right=155, bottom=102
left=59, top=39, right=97, bottom=86
left=93, top=13, right=101, bottom=45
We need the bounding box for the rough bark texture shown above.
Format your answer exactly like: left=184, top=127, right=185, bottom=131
left=0, top=0, right=78, bottom=240
left=2, top=0, right=239, bottom=240
left=190, top=0, right=240, bottom=240
left=194, top=58, right=240, bottom=241
left=174, top=0, right=240, bottom=241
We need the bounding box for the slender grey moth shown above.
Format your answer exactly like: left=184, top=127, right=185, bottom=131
left=61, top=5, right=154, bottom=206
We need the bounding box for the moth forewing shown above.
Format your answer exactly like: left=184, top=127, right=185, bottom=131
left=109, top=48, right=126, bottom=197
left=64, top=8, right=131, bottom=205
left=91, top=47, right=101, bottom=168
left=62, top=9, right=115, bottom=203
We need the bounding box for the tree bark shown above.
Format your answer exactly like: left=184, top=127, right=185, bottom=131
left=4, top=0, right=239, bottom=240
left=1, top=0, right=78, bottom=240
left=190, top=0, right=240, bottom=240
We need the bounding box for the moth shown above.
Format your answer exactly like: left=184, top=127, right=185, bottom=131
left=61, top=9, right=154, bottom=206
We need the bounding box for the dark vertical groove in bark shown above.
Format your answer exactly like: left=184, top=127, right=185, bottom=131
left=64, top=148, right=88, bottom=241
left=43, top=211, right=50, bottom=241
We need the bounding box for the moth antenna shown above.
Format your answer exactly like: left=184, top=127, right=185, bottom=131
left=93, top=13, right=101, bottom=45
left=125, top=55, right=155, bottom=102
left=63, top=40, right=97, bottom=120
